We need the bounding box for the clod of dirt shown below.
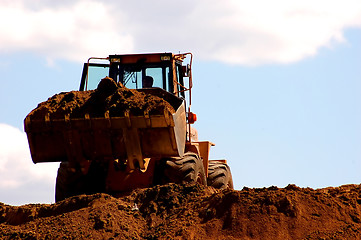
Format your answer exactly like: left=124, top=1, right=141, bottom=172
left=27, top=77, right=175, bottom=120
left=2, top=184, right=361, bottom=239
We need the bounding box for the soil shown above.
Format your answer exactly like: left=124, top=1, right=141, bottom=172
left=27, top=77, right=175, bottom=120
left=1, top=183, right=361, bottom=239
left=17, top=77, right=361, bottom=239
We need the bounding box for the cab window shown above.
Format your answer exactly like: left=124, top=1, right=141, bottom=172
left=86, top=65, right=109, bottom=90
left=83, top=63, right=172, bottom=92
left=119, top=66, right=171, bottom=90
left=144, top=68, right=163, bottom=88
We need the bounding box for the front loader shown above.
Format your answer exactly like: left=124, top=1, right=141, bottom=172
left=24, top=52, right=233, bottom=202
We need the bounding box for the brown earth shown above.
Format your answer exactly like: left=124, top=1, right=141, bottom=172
left=1, top=183, right=361, bottom=239
left=27, top=77, right=175, bottom=120
left=16, top=78, right=361, bottom=239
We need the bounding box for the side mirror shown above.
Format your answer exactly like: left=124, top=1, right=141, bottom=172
left=182, top=64, right=191, bottom=77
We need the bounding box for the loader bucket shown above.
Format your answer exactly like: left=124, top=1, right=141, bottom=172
left=24, top=88, right=186, bottom=170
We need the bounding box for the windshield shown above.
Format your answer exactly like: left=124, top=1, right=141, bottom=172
left=84, top=64, right=171, bottom=91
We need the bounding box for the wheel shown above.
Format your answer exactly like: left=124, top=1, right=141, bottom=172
left=55, top=161, right=107, bottom=202
left=158, top=152, right=207, bottom=186
left=55, top=162, right=86, bottom=202
left=207, top=161, right=234, bottom=190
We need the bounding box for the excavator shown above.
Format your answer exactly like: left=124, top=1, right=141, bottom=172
left=24, top=52, right=233, bottom=202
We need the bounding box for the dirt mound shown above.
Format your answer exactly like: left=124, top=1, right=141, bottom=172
left=27, top=77, right=175, bottom=120
left=1, top=184, right=361, bottom=239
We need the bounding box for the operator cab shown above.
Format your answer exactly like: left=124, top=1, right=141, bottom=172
left=79, top=53, right=192, bottom=99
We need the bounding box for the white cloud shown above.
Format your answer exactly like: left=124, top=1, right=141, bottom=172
left=0, top=1, right=134, bottom=63
left=0, top=0, right=360, bottom=65
left=0, top=123, right=58, bottom=204
left=210, top=0, right=361, bottom=65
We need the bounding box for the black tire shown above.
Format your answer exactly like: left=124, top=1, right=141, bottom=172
left=207, top=161, right=234, bottom=190
left=159, top=152, right=207, bottom=185
left=55, top=162, right=107, bottom=202
left=55, top=162, right=85, bottom=202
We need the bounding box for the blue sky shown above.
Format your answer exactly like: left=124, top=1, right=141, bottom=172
left=193, top=29, right=361, bottom=188
left=0, top=0, right=360, bottom=205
